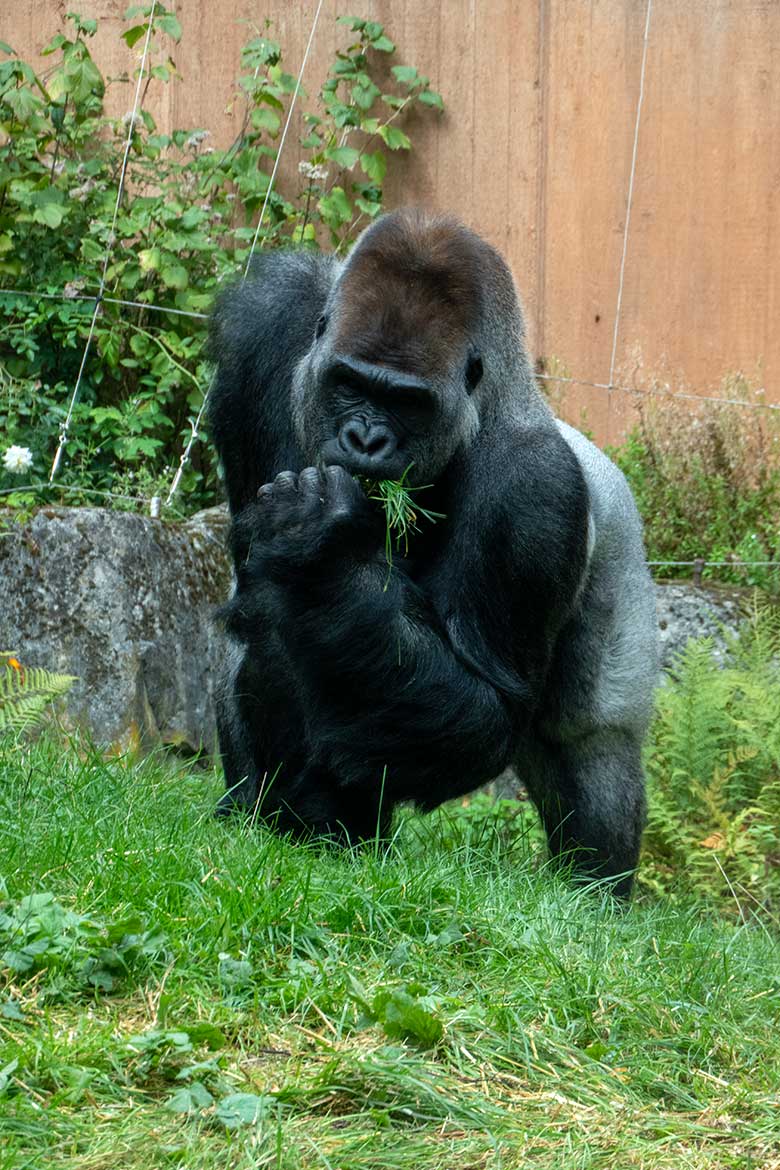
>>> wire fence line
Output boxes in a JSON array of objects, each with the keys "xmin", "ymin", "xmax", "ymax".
[
  {"xmin": 1, "ymin": 480, "xmax": 777, "ymax": 576},
  {"xmin": 535, "ymin": 372, "xmax": 779, "ymax": 413},
  {"xmin": 0, "ymin": 285, "xmax": 210, "ymax": 321},
  {"xmin": 3, "ymin": 280, "xmax": 776, "ymax": 414}
]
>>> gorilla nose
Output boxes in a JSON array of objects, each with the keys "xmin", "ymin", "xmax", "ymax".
[{"xmin": 340, "ymin": 421, "xmax": 396, "ymax": 463}]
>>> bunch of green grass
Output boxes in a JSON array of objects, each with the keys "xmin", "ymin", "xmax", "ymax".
[{"xmin": 360, "ymin": 469, "xmax": 445, "ymax": 566}]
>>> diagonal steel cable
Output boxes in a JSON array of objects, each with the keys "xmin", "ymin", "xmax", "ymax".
[
  {"xmin": 165, "ymin": 0, "xmax": 326, "ymax": 506},
  {"xmin": 49, "ymin": 1, "xmax": 159, "ymax": 481}
]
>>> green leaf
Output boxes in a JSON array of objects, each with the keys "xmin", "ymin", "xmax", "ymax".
[
  {"xmin": 182, "ymin": 1022, "xmax": 226, "ymax": 1050},
  {"xmin": 372, "ymin": 987, "xmax": 444, "ymax": 1048},
  {"xmin": 370, "ymin": 35, "xmax": 395, "ymax": 53},
  {"xmin": 324, "ymin": 145, "xmax": 360, "ymax": 169},
  {"xmin": 355, "ymin": 197, "xmax": 382, "ymax": 219},
  {"xmin": 318, "ymin": 186, "xmax": 352, "ymax": 228},
  {"xmin": 58, "ymin": 51, "xmax": 105, "ymax": 103},
  {"xmin": 418, "ymin": 89, "xmax": 444, "ymax": 110},
  {"xmin": 156, "ymin": 13, "xmax": 182, "ymax": 42},
  {"xmin": 30, "ymin": 190, "xmax": 68, "ymax": 229},
  {"xmin": 122, "ymin": 24, "xmax": 148, "ymax": 49},
  {"xmin": 138, "ymin": 247, "xmax": 162, "ymax": 272},
  {"xmin": 251, "ymin": 107, "xmax": 281, "ymax": 135},
  {"xmin": 352, "ymin": 80, "xmax": 381, "ymax": 110},
  {"xmin": 359, "ymin": 150, "xmax": 386, "ymax": 184},
  {"xmin": 0, "ymin": 42, "xmax": 14, "ymax": 56},
  {"xmin": 166, "ymin": 1082, "xmax": 214, "ymax": 1114},
  {"xmin": 391, "ymin": 65, "xmax": 419, "ymax": 85},
  {"xmin": 378, "ymin": 124, "xmax": 411, "ymax": 150},
  {"xmin": 216, "ymin": 1092, "xmax": 273, "ymax": 1130},
  {"xmin": 40, "ymin": 34, "xmax": 68, "ymax": 56},
  {"xmin": 336, "ymin": 16, "xmax": 365, "ymax": 31},
  {"xmin": 179, "ymin": 207, "xmax": 206, "ymax": 230},
  {"xmin": 0, "ymin": 1059, "xmax": 19, "ymax": 1094},
  {"xmin": 3, "ymin": 87, "xmax": 41, "ymax": 122},
  {"xmin": 160, "ymin": 259, "xmax": 188, "ymax": 290}
]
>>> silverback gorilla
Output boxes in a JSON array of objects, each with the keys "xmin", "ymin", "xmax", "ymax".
[{"xmin": 208, "ymin": 208, "xmax": 658, "ymax": 897}]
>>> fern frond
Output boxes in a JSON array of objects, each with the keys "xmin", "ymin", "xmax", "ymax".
[{"xmin": 0, "ymin": 654, "xmax": 76, "ymax": 733}]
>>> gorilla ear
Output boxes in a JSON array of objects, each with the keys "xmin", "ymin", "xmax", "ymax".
[
  {"xmin": 315, "ymin": 313, "xmax": 329, "ymax": 340},
  {"xmin": 465, "ymin": 348, "xmax": 484, "ymax": 393}
]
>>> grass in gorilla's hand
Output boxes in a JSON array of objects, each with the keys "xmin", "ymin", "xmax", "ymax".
[{"xmin": 359, "ymin": 467, "xmax": 445, "ymax": 567}]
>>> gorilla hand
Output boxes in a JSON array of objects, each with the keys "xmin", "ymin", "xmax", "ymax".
[{"xmin": 250, "ymin": 465, "xmax": 380, "ymax": 570}]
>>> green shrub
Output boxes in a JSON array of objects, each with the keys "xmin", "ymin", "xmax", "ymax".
[
  {"xmin": 607, "ymin": 375, "xmax": 780, "ymax": 589},
  {"xmin": 0, "ymin": 8, "xmax": 442, "ymax": 513},
  {"xmin": 641, "ymin": 600, "xmax": 780, "ymax": 909}
]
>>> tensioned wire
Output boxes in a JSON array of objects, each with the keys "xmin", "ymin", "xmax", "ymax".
[
  {"xmin": 49, "ymin": 0, "xmax": 159, "ymax": 482},
  {"xmin": 165, "ymin": 0, "xmax": 326, "ymax": 506}
]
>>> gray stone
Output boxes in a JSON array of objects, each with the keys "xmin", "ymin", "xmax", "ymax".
[
  {"xmin": 0, "ymin": 504, "xmax": 231, "ymax": 754},
  {"xmin": 655, "ymin": 581, "xmax": 745, "ymax": 668},
  {"xmin": 0, "ymin": 503, "xmax": 750, "ymax": 755}
]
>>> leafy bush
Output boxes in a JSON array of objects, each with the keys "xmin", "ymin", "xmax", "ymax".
[
  {"xmin": 607, "ymin": 375, "xmax": 780, "ymax": 589},
  {"xmin": 641, "ymin": 601, "xmax": 780, "ymax": 909},
  {"xmin": 0, "ymin": 7, "xmax": 442, "ymax": 513},
  {"xmin": 0, "ymin": 886, "xmax": 167, "ymax": 1002}
]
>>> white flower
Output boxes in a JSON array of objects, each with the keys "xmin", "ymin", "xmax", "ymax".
[
  {"xmin": 3, "ymin": 445, "xmax": 33, "ymax": 474},
  {"xmin": 185, "ymin": 130, "xmax": 211, "ymax": 150},
  {"xmin": 298, "ymin": 160, "xmax": 329, "ymax": 183},
  {"xmin": 69, "ymin": 178, "xmax": 96, "ymax": 201}
]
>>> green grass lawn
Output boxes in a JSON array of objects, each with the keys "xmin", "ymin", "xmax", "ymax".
[{"xmin": 1, "ymin": 736, "xmax": 779, "ymax": 1170}]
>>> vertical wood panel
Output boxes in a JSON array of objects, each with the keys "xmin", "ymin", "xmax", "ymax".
[{"xmin": 3, "ymin": 0, "xmax": 779, "ymax": 443}]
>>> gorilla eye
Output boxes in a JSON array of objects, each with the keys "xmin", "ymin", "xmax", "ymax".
[
  {"xmin": 466, "ymin": 350, "xmax": 483, "ymax": 392},
  {"xmin": 315, "ymin": 314, "xmax": 329, "ymax": 340}
]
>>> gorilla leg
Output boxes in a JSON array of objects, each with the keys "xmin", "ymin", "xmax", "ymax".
[
  {"xmin": 520, "ymin": 729, "xmax": 647, "ymax": 898},
  {"xmin": 214, "ymin": 643, "xmax": 307, "ymax": 817}
]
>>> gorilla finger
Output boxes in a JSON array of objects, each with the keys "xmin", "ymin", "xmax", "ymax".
[
  {"xmin": 323, "ymin": 464, "xmax": 363, "ymax": 518},
  {"xmin": 297, "ymin": 466, "xmax": 326, "ymax": 516},
  {"xmin": 273, "ymin": 470, "xmax": 298, "ymax": 496}
]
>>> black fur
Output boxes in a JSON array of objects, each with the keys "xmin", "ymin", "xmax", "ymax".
[{"xmin": 207, "ymin": 210, "xmax": 658, "ymax": 897}]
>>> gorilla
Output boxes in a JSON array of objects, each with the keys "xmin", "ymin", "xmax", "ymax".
[{"xmin": 207, "ymin": 208, "xmax": 658, "ymax": 897}]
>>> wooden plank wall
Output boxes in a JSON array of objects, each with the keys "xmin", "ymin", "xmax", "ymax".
[{"xmin": 4, "ymin": 0, "xmax": 779, "ymax": 443}]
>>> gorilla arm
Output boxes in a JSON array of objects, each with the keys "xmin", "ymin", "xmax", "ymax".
[{"xmin": 223, "ymin": 431, "xmax": 591, "ymax": 809}]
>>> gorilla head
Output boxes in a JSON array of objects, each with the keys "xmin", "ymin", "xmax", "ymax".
[{"xmin": 290, "ymin": 210, "xmax": 528, "ymax": 484}]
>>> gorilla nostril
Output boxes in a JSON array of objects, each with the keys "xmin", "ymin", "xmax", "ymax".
[
  {"xmin": 341, "ymin": 422, "xmax": 368, "ymax": 454},
  {"xmin": 364, "ymin": 431, "xmax": 391, "ymax": 456}
]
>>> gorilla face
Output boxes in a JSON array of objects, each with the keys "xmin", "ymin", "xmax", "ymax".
[{"xmin": 292, "ymin": 213, "xmax": 486, "ymax": 484}]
